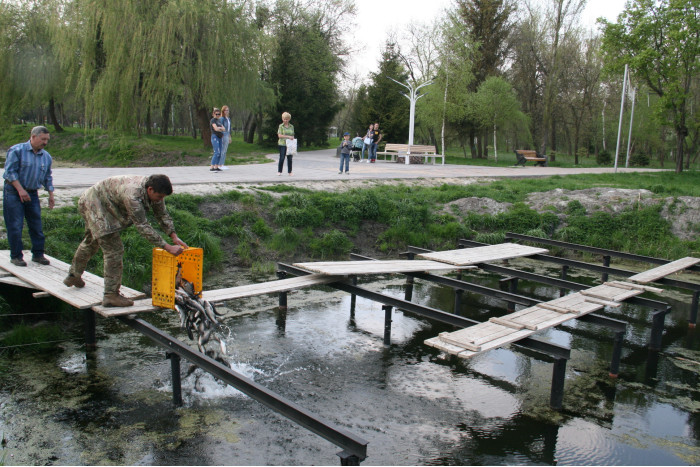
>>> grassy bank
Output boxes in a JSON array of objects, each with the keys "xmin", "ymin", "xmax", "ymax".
[{"xmin": 0, "ymin": 124, "xmax": 334, "ymax": 167}]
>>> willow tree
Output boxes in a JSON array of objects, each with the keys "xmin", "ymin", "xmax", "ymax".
[
  {"xmin": 0, "ymin": 0, "xmax": 65, "ymax": 130},
  {"xmin": 56, "ymin": 0, "xmax": 264, "ymax": 144}
]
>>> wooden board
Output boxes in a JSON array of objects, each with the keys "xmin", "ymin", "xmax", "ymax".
[
  {"xmin": 94, "ymin": 274, "xmax": 341, "ymax": 317},
  {"xmin": 0, "ymin": 250, "xmax": 145, "ymax": 309},
  {"xmin": 425, "ymin": 282, "xmax": 659, "ymax": 359},
  {"xmin": 416, "ymin": 243, "xmax": 548, "ymax": 266},
  {"xmin": 0, "ymin": 270, "xmax": 37, "ymax": 289},
  {"xmin": 292, "ymin": 260, "xmax": 473, "ymax": 275},
  {"xmin": 627, "ymin": 257, "xmax": 700, "ymax": 284}
]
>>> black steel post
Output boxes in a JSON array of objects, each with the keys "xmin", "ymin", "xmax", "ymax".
[
  {"xmin": 550, "ymin": 357, "xmax": 567, "ymax": 410},
  {"xmin": 383, "ymin": 305, "xmax": 393, "ymax": 346},
  {"xmin": 560, "ymin": 265, "xmax": 569, "ymax": 297},
  {"xmin": 454, "ymin": 289, "xmax": 463, "ymax": 315},
  {"xmin": 350, "ymin": 276, "xmax": 357, "ymax": 319},
  {"xmin": 277, "ymin": 271, "xmax": 288, "ymax": 310},
  {"xmin": 84, "ymin": 309, "xmax": 96, "ymax": 350},
  {"xmin": 508, "ymin": 278, "xmax": 519, "ymax": 312},
  {"xmin": 609, "ymin": 331, "xmax": 624, "ymax": 378},
  {"xmin": 338, "ymin": 452, "xmax": 361, "ymax": 466},
  {"xmin": 649, "ymin": 308, "xmax": 670, "ymax": 351},
  {"xmin": 602, "ymin": 255, "xmax": 611, "ymax": 282},
  {"xmin": 690, "ymin": 291, "xmax": 699, "ymax": 328},
  {"xmin": 166, "ymin": 351, "xmax": 183, "ymax": 406}
]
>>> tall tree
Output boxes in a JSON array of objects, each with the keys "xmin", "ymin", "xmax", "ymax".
[
  {"xmin": 55, "ymin": 0, "xmax": 263, "ymax": 144},
  {"xmin": 361, "ymin": 42, "xmax": 410, "ymax": 144},
  {"xmin": 601, "ymin": 0, "xmax": 700, "ymax": 173},
  {"xmin": 452, "ymin": 0, "xmax": 516, "ymax": 157},
  {"xmin": 264, "ymin": 0, "xmax": 354, "ymax": 146}
]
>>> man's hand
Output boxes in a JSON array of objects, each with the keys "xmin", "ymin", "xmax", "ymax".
[
  {"xmin": 163, "ymin": 243, "xmax": 184, "ymax": 256},
  {"xmin": 48, "ymin": 192, "xmax": 55, "ymax": 209},
  {"xmin": 170, "ymin": 233, "xmax": 188, "ymax": 249}
]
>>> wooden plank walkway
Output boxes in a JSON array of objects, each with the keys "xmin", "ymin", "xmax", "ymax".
[
  {"xmin": 627, "ymin": 257, "xmax": 700, "ymax": 284},
  {"xmin": 293, "ymin": 259, "xmax": 474, "ymax": 275},
  {"xmin": 0, "ymin": 270, "xmax": 36, "ymax": 289},
  {"xmin": 93, "ymin": 273, "xmax": 341, "ymax": 317},
  {"xmin": 0, "ymin": 251, "xmax": 144, "ymax": 309},
  {"xmin": 417, "ymin": 243, "xmax": 548, "ymax": 266},
  {"xmin": 425, "ymin": 281, "xmax": 658, "ymax": 358}
]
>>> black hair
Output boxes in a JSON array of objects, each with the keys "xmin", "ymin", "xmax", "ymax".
[{"xmin": 145, "ymin": 174, "xmax": 173, "ymax": 195}]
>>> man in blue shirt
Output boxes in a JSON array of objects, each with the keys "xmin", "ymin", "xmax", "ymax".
[{"xmin": 3, "ymin": 126, "xmax": 55, "ymax": 266}]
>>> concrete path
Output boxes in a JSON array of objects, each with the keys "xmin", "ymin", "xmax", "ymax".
[{"xmin": 50, "ymin": 149, "xmax": 667, "ymax": 188}]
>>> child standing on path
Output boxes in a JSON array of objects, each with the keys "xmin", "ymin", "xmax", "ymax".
[{"xmin": 338, "ymin": 132, "xmax": 352, "ymax": 174}]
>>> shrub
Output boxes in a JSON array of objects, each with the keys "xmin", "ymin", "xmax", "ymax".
[
  {"xmin": 310, "ymin": 230, "xmax": 353, "ymax": 259},
  {"xmin": 596, "ymin": 150, "xmax": 612, "ymax": 165},
  {"xmin": 629, "ymin": 153, "xmax": 650, "ymax": 167},
  {"xmin": 275, "ymin": 207, "xmax": 323, "ymax": 228}
]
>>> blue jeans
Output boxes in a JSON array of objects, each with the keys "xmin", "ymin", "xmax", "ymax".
[
  {"xmin": 210, "ymin": 135, "xmax": 222, "ymax": 166},
  {"xmin": 220, "ymin": 133, "xmax": 230, "ymax": 166},
  {"xmin": 370, "ymin": 142, "xmax": 378, "ymax": 160},
  {"xmin": 3, "ymin": 183, "xmax": 45, "ymax": 260},
  {"xmin": 278, "ymin": 145, "xmax": 292, "ymax": 173},
  {"xmin": 361, "ymin": 143, "xmax": 370, "ymax": 161},
  {"xmin": 339, "ymin": 153, "xmax": 350, "ymax": 172}
]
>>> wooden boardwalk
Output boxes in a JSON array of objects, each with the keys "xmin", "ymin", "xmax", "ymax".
[
  {"xmin": 425, "ymin": 281, "xmax": 664, "ymax": 358},
  {"xmin": 2, "ymin": 245, "xmax": 697, "ymax": 359}
]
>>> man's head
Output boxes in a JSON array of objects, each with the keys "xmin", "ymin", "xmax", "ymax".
[
  {"xmin": 145, "ymin": 174, "xmax": 173, "ymax": 202},
  {"xmin": 30, "ymin": 126, "xmax": 50, "ymax": 152},
  {"xmin": 343, "ymin": 132, "xmax": 350, "ymax": 139},
  {"xmin": 374, "ymin": 122, "xmax": 379, "ymax": 130}
]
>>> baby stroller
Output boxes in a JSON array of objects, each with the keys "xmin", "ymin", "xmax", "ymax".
[{"xmin": 351, "ymin": 137, "xmax": 363, "ymax": 162}]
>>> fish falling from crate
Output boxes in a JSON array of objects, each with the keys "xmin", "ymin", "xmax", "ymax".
[{"xmin": 174, "ymin": 263, "xmax": 228, "ymax": 361}]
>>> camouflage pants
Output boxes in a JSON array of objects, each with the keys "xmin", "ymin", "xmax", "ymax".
[{"xmin": 69, "ymin": 230, "xmax": 124, "ymax": 295}]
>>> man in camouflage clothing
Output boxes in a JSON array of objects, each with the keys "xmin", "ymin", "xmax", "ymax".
[{"xmin": 63, "ymin": 174, "xmax": 188, "ymax": 307}]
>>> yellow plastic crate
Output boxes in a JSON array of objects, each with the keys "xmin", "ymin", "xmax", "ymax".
[{"xmin": 152, "ymin": 247, "xmax": 203, "ymax": 309}]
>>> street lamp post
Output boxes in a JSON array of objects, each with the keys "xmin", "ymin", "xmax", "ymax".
[{"xmin": 389, "ymin": 78, "xmax": 433, "ymax": 164}]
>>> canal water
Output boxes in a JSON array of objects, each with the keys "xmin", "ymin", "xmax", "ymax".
[{"xmin": 1, "ymin": 261, "xmax": 699, "ymax": 465}]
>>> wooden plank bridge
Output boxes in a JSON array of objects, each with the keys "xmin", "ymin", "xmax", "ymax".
[{"xmin": 1, "ymin": 243, "xmax": 697, "ymax": 353}]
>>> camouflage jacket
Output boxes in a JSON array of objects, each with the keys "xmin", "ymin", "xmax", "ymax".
[{"xmin": 78, "ymin": 175, "xmax": 175, "ymax": 247}]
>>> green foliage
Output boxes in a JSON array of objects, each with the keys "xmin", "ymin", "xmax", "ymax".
[
  {"xmin": 251, "ymin": 218, "xmax": 273, "ymax": 240},
  {"xmin": 275, "ymin": 206, "xmax": 323, "ymax": 228},
  {"xmin": 0, "ymin": 324, "xmax": 65, "ymax": 354},
  {"xmin": 309, "ymin": 229, "xmax": 353, "ymax": 259},
  {"xmin": 596, "ymin": 150, "xmax": 612, "ymax": 165},
  {"xmin": 629, "ymin": 153, "xmax": 650, "ymax": 167},
  {"xmin": 566, "ymin": 200, "xmax": 587, "ymax": 216},
  {"xmin": 268, "ymin": 227, "xmax": 301, "ymax": 253}
]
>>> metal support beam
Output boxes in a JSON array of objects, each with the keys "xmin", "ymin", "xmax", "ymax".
[
  {"xmin": 609, "ymin": 331, "xmax": 624, "ymax": 378},
  {"xmin": 117, "ymin": 315, "xmax": 369, "ymax": 461},
  {"xmin": 277, "ymin": 270, "xmax": 288, "ymax": 310},
  {"xmin": 550, "ymin": 358, "xmax": 567, "ymax": 410},
  {"xmin": 166, "ymin": 351, "xmax": 183, "ymax": 406},
  {"xmin": 383, "ymin": 305, "xmax": 393, "ymax": 346},
  {"xmin": 690, "ymin": 291, "xmax": 699, "ymax": 328},
  {"xmin": 84, "ymin": 309, "xmax": 96, "ymax": 350},
  {"xmin": 454, "ymin": 289, "xmax": 463, "ymax": 315},
  {"xmin": 649, "ymin": 307, "xmax": 671, "ymax": 351},
  {"xmin": 278, "ymin": 263, "xmax": 571, "ymax": 362},
  {"xmin": 602, "ymin": 256, "xmax": 611, "ymax": 283}
]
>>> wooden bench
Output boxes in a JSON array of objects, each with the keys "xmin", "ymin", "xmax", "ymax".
[
  {"xmin": 376, "ymin": 143, "xmax": 443, "ymax": 165},
  {"xmin": 514, "ymin": 149, "xmax": 547, "ymax": 166}
]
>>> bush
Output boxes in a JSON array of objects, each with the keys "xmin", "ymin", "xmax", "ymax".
[
  {"xmin": 596, "ymin": 150, "xmax": 612, "ymax": 165},
  {"xmin": 309, "ymin": 230, "xmax": 353, "ymax": 258},
  {"xmin": 629, "ymin": 153, "xmax": 650, "ymax": 167}
]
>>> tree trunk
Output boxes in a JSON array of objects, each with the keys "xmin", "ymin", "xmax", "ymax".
[
  {"xmin": 469, "ymin": 130, "xmax": 477, "ymax": 158},
  {"xmin": 256, "ymin": 110, "xmax": 264, "ymax": 145},
  {"xmin": 675, "ymin": 125, "xmax": 687, "ymax": 174},
  {"xmin": 146, "ymin": 107, "xmax": 152, "ymax": 135},
  {"xmin": 161, "ymin": 95, "xmax": 172, "ymax": 136},
  {"xmin": 48, "ymin": 97, "xmax": 64, "ymax": 132}
]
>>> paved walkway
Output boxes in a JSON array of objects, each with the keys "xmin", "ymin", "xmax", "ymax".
[{"xmin": 50, "ymin": 149, "xmax": 667, "ymax": 188}]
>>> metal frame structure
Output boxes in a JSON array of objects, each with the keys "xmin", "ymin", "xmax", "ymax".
[
  {"xmin": 276, "ymin": 263, "xmax": 572, "ymax": 409},
  {"xmin": 79, "ymin": 310, "xmax": 369, "ymax": 464},
  {"xmin": 503, "ymin": 232, "xmax": 700, "ymax": 327}
]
